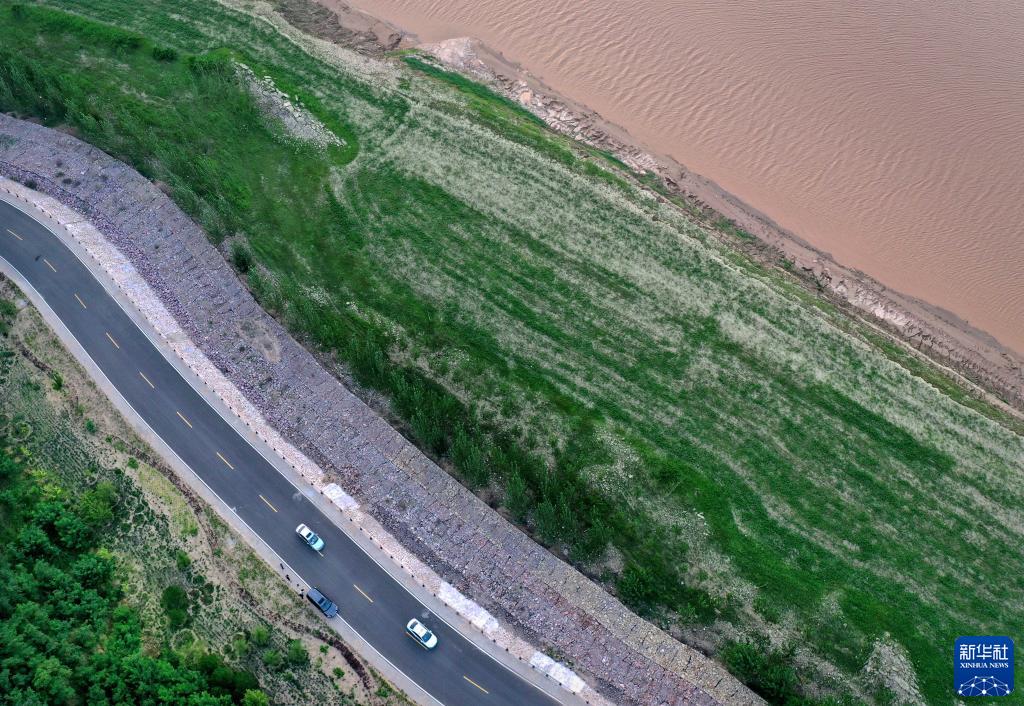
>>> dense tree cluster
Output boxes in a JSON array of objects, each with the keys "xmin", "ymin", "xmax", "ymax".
[{"xmin": 0, "ymin": 439, "xmax": 265, "ymax": 705}]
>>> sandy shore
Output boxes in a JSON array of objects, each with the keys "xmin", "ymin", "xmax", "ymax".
[{"xmin": 297, "ymin": 0, "xmax": 1023, "ymax": 414}]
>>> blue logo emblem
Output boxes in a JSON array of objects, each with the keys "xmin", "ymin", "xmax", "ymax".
[{"xmin": 955, "ymin": 636, "xmax": 1014, "ymax": 697}]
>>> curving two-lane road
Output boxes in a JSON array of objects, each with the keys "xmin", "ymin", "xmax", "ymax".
[{"xmin": 0, "ymin": 197, "xmax": 565, "ymax": 706}]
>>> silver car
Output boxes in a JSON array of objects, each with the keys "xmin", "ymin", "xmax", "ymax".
[
  {"xmin": 295, "ymin": 523, "xmax": 325, "ymax": 551},
  {"xmin": 406, "ymin": 618, "xmax": 438, "ymax": 650}
]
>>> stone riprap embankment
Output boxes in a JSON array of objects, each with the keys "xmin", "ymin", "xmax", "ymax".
[{"xmin": 0, "ymin": 115, "xmax": 759, "ymax": 706}]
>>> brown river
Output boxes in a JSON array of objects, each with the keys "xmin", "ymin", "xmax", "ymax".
[{"xmin": 347, "ymin": 0, "xmax": 1024, "ymax": 353}]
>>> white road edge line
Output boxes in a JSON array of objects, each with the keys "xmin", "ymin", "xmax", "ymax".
[
  {"xmin": 0, "ymin": 196, "xmax": 577, "ymax": 700},
  {"xmin": 0, "ymin": 251, "xmax": 446, "ymax": 706}
]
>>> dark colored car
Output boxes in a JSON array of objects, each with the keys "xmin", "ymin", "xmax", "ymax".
[{"xmin": 306, "ymin": 587, "xmax": 338, "ymax": 618}]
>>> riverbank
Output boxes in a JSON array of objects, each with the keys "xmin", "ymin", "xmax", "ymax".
[
  {"xmin": 4, "ymin": 2, "xmax": 1022, "ymax": 702},
  {"xmin": 310, "ymin": 0, "xmax": 1023, "ymax": 414}
]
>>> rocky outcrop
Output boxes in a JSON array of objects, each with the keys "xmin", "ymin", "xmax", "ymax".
[{"xmin": 0, "ymin": 114, "xmax": 760, "ymax": 706}]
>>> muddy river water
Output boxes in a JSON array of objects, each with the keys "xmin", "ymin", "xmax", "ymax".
[{"xmin": 347, "ymin": 0, "xmax": 1024, "ymax": 353}]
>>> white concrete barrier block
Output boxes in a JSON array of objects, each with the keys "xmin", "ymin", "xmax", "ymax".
[
  {"xmin": 530, "ymin": 651, "xmax": 586, "ymax": 693},
  {"xmin": 322, "ymin": 482, "xmax": 359, "ymax": 510},
  {"xmin": 438, "ymin": 581, "xmax": 499, "ymax": 632}
]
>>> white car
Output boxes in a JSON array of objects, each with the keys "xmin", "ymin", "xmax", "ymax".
[
  {"xmin": 295, "ymin": 523, "xmax": 325, "ymax": 552},
  {"xmin": 405, "ymin": 618, "xmax": 438, "ymax": 650}
]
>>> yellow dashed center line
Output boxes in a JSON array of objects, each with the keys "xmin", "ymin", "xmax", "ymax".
[
  {"xmin": 43, "ymin": 258, "xmax": 57, "ymax": 273},
  {"xmin": 216, "ymin": 452, "xmax": 234, "ymax": 470},
  {"xmin": 176, "ymin": 410, "xmax": 192, "ymax": 428},
  {"xmin": 105, "ymin": 331, "xmax": 120, "ymax": 349},
  {"xmin": 463, "ymin": 676, "xmax": 489, "ymax": 694},
  {"xmin": 74, "ymin": 293, "xmax": 87, "ymax": 309},
  {"xmin": 6, "ymin": 228, "xmax": 23, "ymax": 241},
  {"xmin": 258, "ymin": 494, "xmax": 278, "ymax": 513},
  {"xmin": 139, "ymin": 371, "xmax": 155, "ymax": 389},
  {"xmin": 353, "ymin": 584, "xmax": 374, "ymax": 603}
]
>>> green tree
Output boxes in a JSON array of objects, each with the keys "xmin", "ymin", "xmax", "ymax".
[
  {"xmin": 161, "ymin": 584, "xmax": 190, "ymax": 629},
  {"xmin": 32, "ymin": 656, "xmax": 75, "ymax": 703},
  {"xmin": 0, "ymin": 437, "xmax": 259, "ymax": 706}
]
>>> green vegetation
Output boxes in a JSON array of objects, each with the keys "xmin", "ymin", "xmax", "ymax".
[
  {"xmin": 0, "ymin": 284, "xmax": 400, "ymax": 705},
  {"xmin": 230, "ymin": 241, "xmax": 254, "ymax": 274},
  {"xmin": 1, "ymin": 2, "xmax": 1022, "ymax": 702},
  {"xmin": 286, "ymin": 640, "xmax": 309, "ymax": 668},
  {"xmin": 721, "ymin": 635, "xmax": 801, "ymax": 703},
  {"xmin": 713, "ymin": 216, "xmax": 757, "ymax": 242},
  {"xmin": 249, "ymin": 626, "xmax": 270, "ymax": 648},
  {"xmin": 0, "ymin": 408, "xmax": 266, "ymax": 705},
  {"xmin": 162, "ymin": 584, "xmax": 192, "ymax": 629}
]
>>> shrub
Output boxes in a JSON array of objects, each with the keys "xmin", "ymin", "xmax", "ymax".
[
  {"xmin": 261, "ymin": 649, "xmax": 282, "ymax": 669},
  {"xmin": 50, "ymin": 371, "xmax": 63, "ymax": 390},
  {"xmin": 249, "ymin": 625, "xmax": 270, "ymax": 647},
  {"xmin": 532, "ymin": 499, "xmax": 561, "ymax": 544},
  {"xmin": 410, "ymin": 408, "xmax": 445, "ymax": 455},
  {"xmin": 175, "ymin": 549, "xmax": 192, "ymax": 571},
  {"xmin": 230, "ymin": 241, "xmax": 253, "ymax": 273},
  {"xmin": 569, "ymin": 514, "xmax": 612, "ymax": 563},
  {"xmin": 186, "ymin": 51, "xmax": 234, "ymax": 78},
  {"xmin": 720, "ymin": 634, "xmax": 802, "ymax": 704},
  {"xmin": 78, "ymin": 481, "xmax": 117, "ymax": 529},
  {"xmin": 504, "ymin": 469, "xmax": 530, "ymax": 521},
  {"xmin": 286, "ymin": 639, "xmax": 308, "ymax": 667},
  {"xmin": 450, "ymin": 425, "xmax": 489, "ymax": 487},
  {"xmin": 200, "ymin": 653, "xmax": 259, "ymax": 700},
  {"xmin": 616, "ymin": 563, "xmax": 655, "ymax": 612},
  {"xmin": 0, "ymin": 297, "xmax": 17, "ymax": 321},
  {"xmin": 151, "ymin": 46, "xmax": 178, "ymax": 62}
]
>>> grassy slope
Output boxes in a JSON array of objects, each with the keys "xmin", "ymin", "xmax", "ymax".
[{"xmin": 1, "ymin": 2, "xmax": 1022, "ymax": 701}]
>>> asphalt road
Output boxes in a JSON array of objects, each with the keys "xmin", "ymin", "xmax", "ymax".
[{"xmin": 0, "ymin": 199, "xmax": 563, "ymax": 706}]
